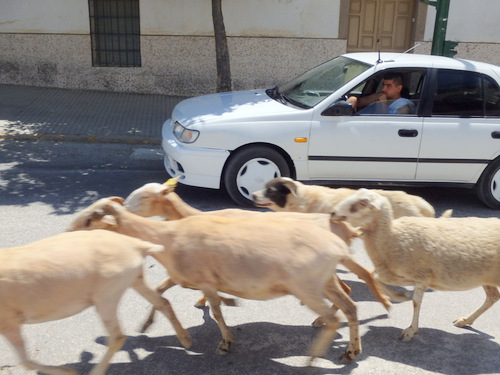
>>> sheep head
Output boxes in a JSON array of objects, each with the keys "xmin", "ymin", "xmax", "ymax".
[
  {"xmin": 330, "ymin": 188, "xmax": 389, "ymax": 231},
  {"xmin": 67, "ymin": 197, "xmax": 125, "ymax": 232},
  {"xmin": 124, "ymin": 181, "xmax": 180, "ymax": 218}
]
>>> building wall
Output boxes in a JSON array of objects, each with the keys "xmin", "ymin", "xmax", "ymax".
[
  {"xmin": 1, "ymin": 0, "xmax": 499, "ymax": 96},
  {"xmin": 417, "ymin": 0, "xmax": 500, "ymax": 65},
  {"xmin": 0, "ymin": 0, "xmax": 345, "ymax": 95}
]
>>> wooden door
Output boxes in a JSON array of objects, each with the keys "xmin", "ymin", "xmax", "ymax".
[{"xmin": 347, "ymin": 0, "xmax": 415, "ymax": 52}]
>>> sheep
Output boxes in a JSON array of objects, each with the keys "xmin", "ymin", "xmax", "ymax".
[
  {"xmin": 0, "ymin": 230, "xmax": 191, "ymax": 375},
  {"xmin": 330, "ymin": 188, "xmax": 500, "ymax": 342},
  {"xmin": 123, "ymin": 181, "xmax": 361, "ymax": 327},
  {"xmin": 251, "ymin": 177, "xmax": 437, "ymax": 218},
  {"xmin": 68, "ymin": 197, "xmax": 391, "ymax": 364}
]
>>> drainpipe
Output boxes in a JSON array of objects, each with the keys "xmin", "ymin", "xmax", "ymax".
[{"xmin": 420, "ymin": 0, "xmax": 458, "ymax": 57}]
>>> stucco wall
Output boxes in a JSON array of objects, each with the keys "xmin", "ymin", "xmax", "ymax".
[
  {"xmin": 0, "ymin": 33, "xmax": 346, "ymax": 96},
  {"xmin": 0, "ymin": 0, "xmax": 345, "ymax": 95}
]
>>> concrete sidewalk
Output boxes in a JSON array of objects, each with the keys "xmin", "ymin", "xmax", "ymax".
[{"xmin": 0, "ymin": 84, "xmax": 187, "ymax": 145}]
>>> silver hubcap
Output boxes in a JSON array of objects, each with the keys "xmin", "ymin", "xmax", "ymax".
[
  {"xmin": 236, "ymin": 158, "xmax": 281, "ymax": 199},
  {"xmin": 490, "ymin": 168, "xmax": 500, "ymax": 202}
]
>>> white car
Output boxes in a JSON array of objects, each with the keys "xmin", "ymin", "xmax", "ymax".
[{"xmin": 162, "ymin": 52, "xmax": 500, "ymax": 208}]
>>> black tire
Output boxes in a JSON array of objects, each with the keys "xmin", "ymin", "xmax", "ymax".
[
  {"xmin": 475, "ymin": 158, "xmax": 500, "ymax": 209},
  {"xmin": 223, "ymin": 146, "xmax": 291, "ymax": 206}
]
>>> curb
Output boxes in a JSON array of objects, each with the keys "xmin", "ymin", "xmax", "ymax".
[{"xmin": 0, "ymin": 132, "xmax": 161, "ymax": 145}]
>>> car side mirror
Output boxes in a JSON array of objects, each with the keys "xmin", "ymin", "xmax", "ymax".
[{"xmin": 321, "ymin": 101, "xmax": 354, "ymax": 116}]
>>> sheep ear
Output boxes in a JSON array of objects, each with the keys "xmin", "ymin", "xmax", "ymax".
[
  {"xmin": 282, "ymin": 179, "xmax": 299, "ymax": 197},
  {"xmin": 101, "ymin": 214, "xmax": 118, "ymax": 227},
  {"xmin": 365, "ymin": 196, "xmax": 384, "ymax": 211},
  {"xmin": 109, "ymin": 196, "xmax": 124, "ymax": 205}
]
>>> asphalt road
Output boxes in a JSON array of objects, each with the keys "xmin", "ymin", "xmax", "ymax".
[{"xmin": 0, "ymin": 140, "xmax": 499, "ymax": 375}]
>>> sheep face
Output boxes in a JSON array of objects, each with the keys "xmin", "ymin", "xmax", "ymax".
[
  {"xmin": 124, "ymin": 183, "xmax": 169, "ymax": 217},
  {"xmin": 331, "ymin": 188, "xmax": 386, "ymax": 231},
  {"xmin": 67, "ymin": 197, "xmax": 122, "ymax": 231}
]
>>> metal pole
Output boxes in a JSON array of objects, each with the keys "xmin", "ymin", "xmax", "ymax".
[{"xmin": 430, "ymin": 0, "xmax": 451, "ymax": 55}]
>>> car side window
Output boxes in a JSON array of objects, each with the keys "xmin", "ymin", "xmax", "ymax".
[
  {"xmin": 346, "ymin": 69, "xmax": 425, "ymax": 116},
  {"xmin": 432, "ymin": 70, "xmax": 483, "ymax": 117},
  {"xmin": 484, "ymin": 75, "xmax": 500, "ymax": 117}
]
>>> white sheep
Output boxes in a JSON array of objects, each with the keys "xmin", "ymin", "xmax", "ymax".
[
  {"xmin": 0, "ymin": 230, "xmax": 191, "ymax": 375},
  {"xmin": 331, "ymin": 188, "xmax": 500, "ymax": 342},
  {"xmin": 68, "ymin": 197, "xmax": 391, "ymax": 364},
  {"xmin": 123, "ymin": 181, "xmax": 363, "ymax": 328}
]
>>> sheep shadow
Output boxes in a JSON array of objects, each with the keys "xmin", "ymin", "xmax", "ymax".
[
  {"xmin": 60, "ymin": 309, "xmax": 500, "ymax": 375},
  {"xmin": 63, "ymin": 304, "xmax": 390, "ymax": 375},
  {"xmin": 360, "ymin": 325, "xmax": 500, "ymax": 374}
]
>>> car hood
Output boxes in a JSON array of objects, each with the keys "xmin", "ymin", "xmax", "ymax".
[{"xmin": 172, "ymin": 89, "xmax": 304, "ymax": 127}]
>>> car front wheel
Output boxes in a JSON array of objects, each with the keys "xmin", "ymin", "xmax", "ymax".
[
  {"xmin": 476, "ymin": 158, "xmax": 500, "ymax": 209},
  {"xmin": 223, "ymin": 146, "xmax": 291, "ymax": 206}
]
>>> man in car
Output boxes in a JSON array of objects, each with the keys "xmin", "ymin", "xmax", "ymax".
[{"xmin": 347, "ymin": 72, "xmax": 415, "ymax": 115}]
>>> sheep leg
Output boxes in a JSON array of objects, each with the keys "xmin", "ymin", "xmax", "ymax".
[
  {"xmin": 377, "ymin": 279, "xmax": 413, "ymax": 302},
  {"xmin": 133, "ymin": 276, "xmax": 192, "ymax": 349},
  {"xmin": 195, "ymin": 295, "xmax": 237, "ymax": 308},
  {"xmin": 3, "ymin": 325, "xmax": 77, "ymax": 375},
  {"xmin": 91, "ymin": 296, "xmax": 127, "ymax": 375},
  {"xmin": 202, "ymin": 287, "xmax": 234, "ymax": 355},
  {"xmin": 339, "ymin": 277, "xmax": 352, "ymax": 294},
  {"xmin": 323, "ymin": 277, "xmax": 361, "ymax": 364},
  {"xmin": 292, "ymin": 288, "xmax": 341, "ymax": 366},
  {"xmin": 141, "ymin": 277, "xmax": 177, "ymax": 332},
  {"xmin": 142, "ymin": 278, "xmax": 237, "ymax": 332},
  {"xmin": 342, "ymin": 258, "xmax": 391, "ymax": 310},
  {"xmin": 400, "ymin": 285, "xmax": 426, "ymax": 342},
  {"xmin": 453, "ymin": 286, "xmax": 500, "ymax": 327},
  {"xmin": 311, "ymin": 276, "xmax": 348, "ymax": 327}
]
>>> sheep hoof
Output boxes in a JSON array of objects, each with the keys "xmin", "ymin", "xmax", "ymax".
[
  {"xmin": 216, "ymin": 339, "xmax": 232, "ymax": 355},
  {"xmin": 453, "ymin": 317, "xmax": 470, "ymax": 328},
  {"xmin": 311, "ymin": 317, "xmax": 324, "ymax": 328},
  {"xmin": 339, "ymin": 349, "xmax": 359, "ymax": 364},
  {"xmin": 179, "ymin": 332, "xmax": 193, "ymax": 349},
  {"xmin": 399, "ymin": 328, "xmax": 417, "ymax": 342}
]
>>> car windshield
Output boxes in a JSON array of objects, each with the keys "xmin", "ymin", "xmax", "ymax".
[{"xmin": 276, "ymin": 56, "xmax": 372, "ymax": 108}]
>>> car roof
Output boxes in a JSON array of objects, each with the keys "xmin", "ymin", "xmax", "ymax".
[{"xmin": 342, "ymin": 52, "xmax": 500, "ymax": 75}]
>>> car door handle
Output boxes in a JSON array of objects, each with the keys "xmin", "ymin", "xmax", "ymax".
[
  {"xmin": 492, "ymin": 131, "xmax": 500, "ymax": 139},
  {"xmin": 398, "ymin": 129, "xmax": 418, "ymax": 137}
]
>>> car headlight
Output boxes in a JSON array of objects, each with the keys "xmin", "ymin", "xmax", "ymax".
[{"xmin": 173, "ymin": 121, "xmax": 200, "ymax": 143}]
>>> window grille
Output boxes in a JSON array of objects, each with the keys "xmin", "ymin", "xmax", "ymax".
[{"xmin": 89, "ymin": 0, "xmax": 141, "ymax": 67}]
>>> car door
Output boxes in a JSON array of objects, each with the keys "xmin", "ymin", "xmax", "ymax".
[
  {"xmin": 416, "ymin": 69, "xmax": 500, "ymax": 183},
  {"xmin": 307, "ymin": 69, "xmax": 424, "ymax": 181}
]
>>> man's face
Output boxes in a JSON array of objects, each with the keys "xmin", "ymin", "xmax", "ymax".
[{"xmin": 382, "ymin": 79, "xmax": 402, "ymax": 100}]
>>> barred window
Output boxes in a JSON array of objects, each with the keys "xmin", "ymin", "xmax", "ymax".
[{"xmin": 89, "ymin": 0, "xmax": 141, "ymax": 67}]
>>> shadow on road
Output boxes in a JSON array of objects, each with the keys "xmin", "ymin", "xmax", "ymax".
[{"xmin": 61, "ymin": 308, "xmax": 500, "ymax": 375}]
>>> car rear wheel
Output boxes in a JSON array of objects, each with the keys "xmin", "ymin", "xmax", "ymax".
[
  {"xmin": 475, "ymin": 158, "xmax": 500, "ymax": 209},
  {"xmin": 223, "ymin": 146, "xmax": 291, "ymax": 206}
]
